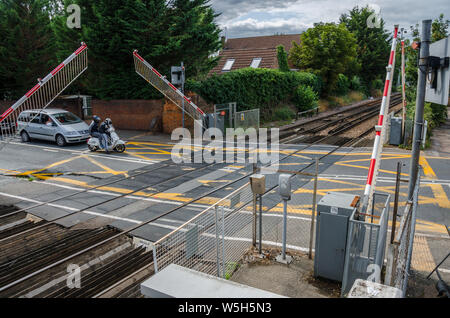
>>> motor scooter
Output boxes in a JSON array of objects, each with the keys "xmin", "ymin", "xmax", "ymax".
[{"xmin": 87, "ymin": 124, "xmax": 126, "ymax": 153}]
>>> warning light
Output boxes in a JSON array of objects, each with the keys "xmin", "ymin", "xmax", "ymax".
[
  {"xmin": 411, "ymin": 41, "xmax": 420, "ymax": 50},
  {"xmin": 220, "ymin": 111, "xmax": 226, "ymax": 116}
]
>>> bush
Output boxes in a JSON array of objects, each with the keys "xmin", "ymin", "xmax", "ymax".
[
  {"xmin": 350, "ymin": 76, "xmax": 362, "ymax": 91},
  {"xmin": 333, "ymin": 74, "xmax": 350, "ymax": 95},
  {"xmin": 292, "ymin": 86, "xmax": 318, "ymax": 111},
  {"xmin": 187, "ymin": 68, "xmax": 322, "ymax": 120},
  {"xmin": 277, "ymin": 45, "xmax": 290, "ymax": 72},
  {"xmin": 371, "ymin": 79, "xmax": 384, "ymax": 90},
  {"xmin": 273, "ymin": 106, "xmax": 296, "ymax": 121}
]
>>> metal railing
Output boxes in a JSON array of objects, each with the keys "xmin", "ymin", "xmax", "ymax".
[
  {"xmin": 341, "ymin": 192, "xmax": 391, "ymax": 296},
  {"xmin": 385, "ymin": 175, "xmax": 421, "ymax": 296}
]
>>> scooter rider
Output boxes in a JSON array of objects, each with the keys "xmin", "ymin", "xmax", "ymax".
[
  {"xmin": 99, "ymin": 118, "xmax": 112, "ymax": 153},
  {"xmin": 89, "ymin": 115, "xmax": 108, "ymax": 152}
]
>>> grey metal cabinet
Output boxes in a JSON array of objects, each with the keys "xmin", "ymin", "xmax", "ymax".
[{"xmin": 314, "ymin": 192, "xmax": 360, "ymax": 282}]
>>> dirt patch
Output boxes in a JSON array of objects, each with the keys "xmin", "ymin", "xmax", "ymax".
[{"xmin": 230, "ymin": 247, "xmax": 341, "ymax": 298}]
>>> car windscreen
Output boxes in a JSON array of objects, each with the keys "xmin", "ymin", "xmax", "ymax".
[{"xmin": 53, "ymin": 113, "xmax": 82, "ymax": 125}]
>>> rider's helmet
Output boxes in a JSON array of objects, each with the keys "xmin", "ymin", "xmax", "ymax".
[
  {"xmin": 105, "ymin": 118, "xmax": 112, "ymax": 126},
  {"xmin": 93, "ymin": 115, "xmax": 101, "ymax": 124}
]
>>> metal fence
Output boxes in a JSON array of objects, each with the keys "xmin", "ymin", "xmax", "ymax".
[
  {"xmin": 151, "ymin": 168, "xmax": 320, "ymax": 279},
  {"xmin": 152, "ymin": 183, "xmax": 254, "ymax": 279},
  {"xmin": 341, "ymin": 192, "xmax": 390, "ymax": 295},
  {"xmin": 235, "ymin": 109, "xmax": 260, "ymax": 131},
  {"xmin": 385, "ymin": 176, "xmax": 420, "ymax": 296},
  {"xmin": 258, "ymin": 173, "xmax": 318, "ymax": 256}
]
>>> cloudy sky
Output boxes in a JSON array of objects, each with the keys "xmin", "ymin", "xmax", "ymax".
[{"xmin": 210, "ymin": 0, "xmax": 450, "ymax": 38}]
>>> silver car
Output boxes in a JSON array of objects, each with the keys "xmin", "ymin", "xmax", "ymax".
[{"xmin": 17, "ymin": 109, "xmax": 91, "ymax": 146}]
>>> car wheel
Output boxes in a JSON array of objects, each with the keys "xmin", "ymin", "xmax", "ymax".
[
  {"xmin": 56, "ymin": 134, "xmax": 67, "ymax": 147},
  {"xmin": 114, "ymin": 144, "xmax": 126, "ymax": 153},
  {"xmin": 21, "ymin": 131, "xmax": 30, "ymax": 143}
]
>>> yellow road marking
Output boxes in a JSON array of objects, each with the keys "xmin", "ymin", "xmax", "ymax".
[
  {"xmin": 419, "ymin": 155, "xmax": 437, "ymax": 179},
  {"xmin": 17, "ymin": 155, "xmax": 83, "ymax": 176},
  {"xmin": 83, "ymin": 155, "xmax": 127, "ymax": 177},
  {"xmin": 412, "ymin": 235, "xmax": 436, "ymax": 272},
  {"xmin": 427, "ymin": 184, "xmax": 450, "ymax": 209}
]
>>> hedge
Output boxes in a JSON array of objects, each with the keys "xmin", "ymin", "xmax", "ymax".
[{"xmin": 186, "ymin": 68, "xmax": 321, "ymax": 119}]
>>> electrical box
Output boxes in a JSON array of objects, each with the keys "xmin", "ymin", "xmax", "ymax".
[
  {"xmin": 250, "ymin": 174, "xmax": 266, "ymax": 195},
  {"xmin": 278, "ymin": 174, "xmax": 291, "ymax": 200},
  {"xmin": 425, "ymin": 36, "xmax": 450, "ymax": 106},
  {"xmin": 314, "ymin": 192, "xmax": 360, "ymax": 282},
  {"xmin": 389, "ymin": 117, "xmax": 403, "ymax": 146}
]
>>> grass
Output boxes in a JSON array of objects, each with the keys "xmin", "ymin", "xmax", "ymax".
[{"xmin": 319, "ymin": 90, "xmax": 365, "ymax": 112}]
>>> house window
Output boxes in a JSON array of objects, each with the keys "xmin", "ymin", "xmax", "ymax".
[
  {"xmin": 222, "ymin": 59, "xmax": 235, "ymax": 72},
  {"xmin": 250, "ymin": 58, "xmax": 262, "ymax": 68}
]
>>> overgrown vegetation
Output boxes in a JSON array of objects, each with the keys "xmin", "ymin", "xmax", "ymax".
[{"xmin": 186, "ymin": 68, "xmax": 321, "ymax": 121}]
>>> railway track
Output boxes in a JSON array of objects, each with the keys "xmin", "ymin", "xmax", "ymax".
[
  {"xmin": 0, "ymin": 94, "xmax": 404, "ymax": 297},
  {"xmin": 279, "ymin": 93, "xmax": 402, "ymax": 146}
]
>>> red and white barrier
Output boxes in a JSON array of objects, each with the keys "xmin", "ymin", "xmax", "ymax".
[
  {"xmin": 0, "ymin": 43, "xmax": 88, "ymax": 146},
  {"xmin": 363, "ymin": 25, "xmax": 399, "ymax": 212},
  {"xmin": 133, "ymin": 50, "xmax": 206, "ymax": 121},
  {"xmin": 401, "ymin": 40, "xmax": 407, "ymax": 138}
]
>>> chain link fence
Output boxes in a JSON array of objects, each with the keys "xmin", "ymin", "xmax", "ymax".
[
  {"xmin": 234, "ymin": 109, "xmax": 260, "ymax": 131},
  {"xmin": 385, "ymin": 176, "xmax": 421, "ymax": 296}
]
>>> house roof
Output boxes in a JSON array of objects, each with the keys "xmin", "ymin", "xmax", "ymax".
[
  {"xmin": 224, "ymin": 34, "xmax": 301, "ymax": 51},
  {"xmin": 208, "ymin": 34, "xmax": 301, "ymax": 76}
]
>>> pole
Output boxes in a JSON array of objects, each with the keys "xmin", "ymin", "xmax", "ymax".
[
  {"xmin": 309, "ymin": 158, "xmax": 319, "ymax": 259},
  {"xmin": 408, "ymin": 20, "xmax": 431, "ymax": 200},
  {"xmin": 220, "ymin": 206, "xmax": 226, "ymax": 278},
  {"xmin": 259, "ymin": 194, "xmax": 263, "ymax": 254},
  {"xmin": 391, "ymin": 162, "xmax": 402, "ymax": 244},
  {"xmin": 215, "ymin": 206, "xmax": 220, "ymax": 277},
  {"xmin": 181, "ymin": 62, "xmax": 185, "ymax": 129},
  {"xmin": 252, "ymin": 193, "xmax": 257, "ymax": 247},
  {"xmin": 281, "ymin": 199, "xmax": 288, "ymax": 260}
]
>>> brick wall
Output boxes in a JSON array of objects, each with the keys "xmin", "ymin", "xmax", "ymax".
[{"xmin": 91, "ymin": 99, "xmax": 164, "ymax": 131}]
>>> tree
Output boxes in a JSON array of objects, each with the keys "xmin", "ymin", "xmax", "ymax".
[
  {"xmin": 340, "ymin": 6, "xmax": 390, "ymax": 92},
  {"xmin": 276, "ymin": 45, "xmax": 289, "ymax": 72},
  {"xmin": 0, "ymin": 0, "xmax": 57, "ymax": 100},
  {"xmin": 51, "ymin": 0, "xmax": 222, "ymax": 99},
  {"xmin": 432, "ymin": 13, "xmax": 449, "ymax": 42},
  {"xmin": 289, "ymin": 22, "xmax": 359, "ymax": 95}
]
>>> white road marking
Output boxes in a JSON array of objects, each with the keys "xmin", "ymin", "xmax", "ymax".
[
  {"xmin": 0, "ymin": 191, "xmax": 142, "ymax": 224},
  {"xmin": 7, "ymin": 141, "xmax": 159, "ymax": 165}
]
